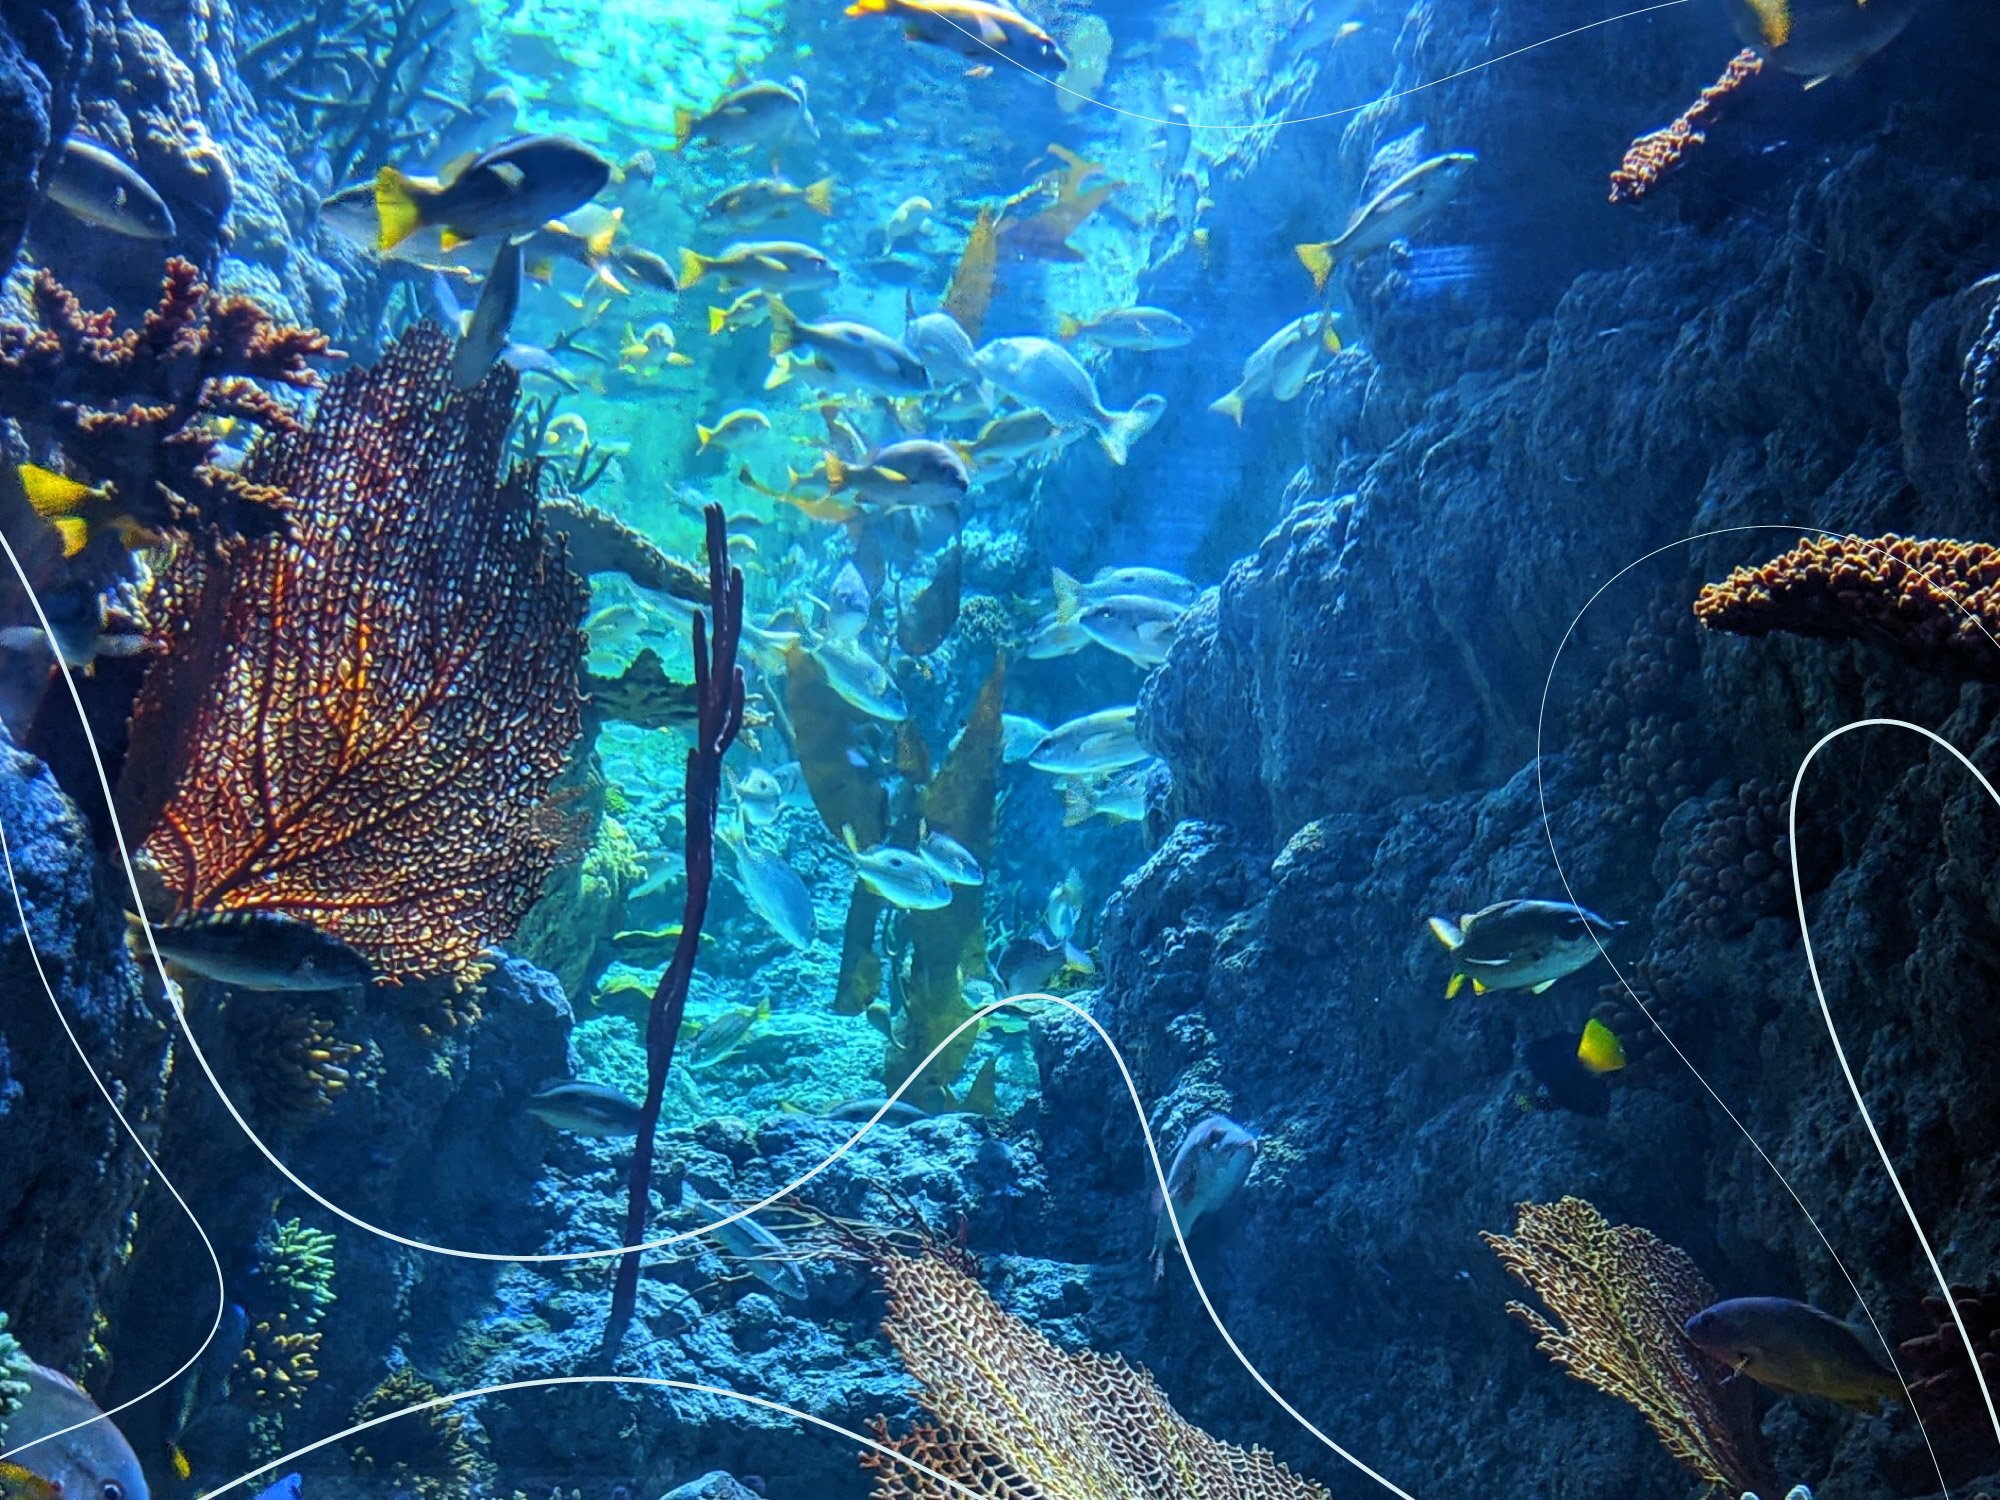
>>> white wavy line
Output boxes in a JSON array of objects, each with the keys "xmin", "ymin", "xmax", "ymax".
[
  {"xmin": 1532, "ymin": 523, "xmax": 2000, "ymax": 1483},
  {"xmin": 888, "ymin": 0, "xmax": 1692, "ymax": 134}
]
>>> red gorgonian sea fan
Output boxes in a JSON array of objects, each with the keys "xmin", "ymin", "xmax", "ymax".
[{"xmin": 115, "ymin": 323, "xmax": 585, "ymax": 984}]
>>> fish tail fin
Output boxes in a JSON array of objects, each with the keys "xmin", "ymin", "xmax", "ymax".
[
  {"xmin": 673, "ymin": 106, "xmax": 699, "ymax": 148},
  {"xmin": 1060, "ymin": 782, "xmax": 1093, "ymax": 826},
  {"xmin": 1317, "ymin": 312, "xmax": 1342, "ymax": 353},
  {"xmin": 169, "ymin": 1443, "xmax": 192, "ymax": 1482},
  {"xmin": 1208, "ymin": 389, "xmax": 1246, "ymax": 425},
  {"xmin": 667, "ymin": 351, "xmax": 693, "ymax": 366},
  {"xmin": 764, "ymin": 354, "xmax": 794, "ymax": 390},
  {"xmin": 1055, "ymin": 313, "xmax": 1082, "ymax": 340},
  {"xmin": 19, "ymin": 461, "xmax": 95, "ymax": 517},
  {"xmin": 767, "ymin": 296, "xmax": 798, "ymax": 356},
  {"xmin": 1294, "ymin": 240, "xmax": 1336, "ymax": 293},
  {"xmin": 374, "ymin": 167, "xmax": 427, "ymax": 251},
  {"xmin": 585, "ymin": 214, "xmax": 622, "ymax": 262},
  {"xmin": 844, "ymin": 0, "xmax": 890, "ymax": 14},
  {"xmin": 1445, "ymin": 971, "xmax": 1466, "ymax": 1000},
  {"xmin": 960, "ymin": 1055, "xmax": 998, "ymax": 1117},
  {"xmin": 804, "ymin": 176, "xmax": 836, "ymax": 215},
  {"xmin": 678, "ymin": 248, "xmax": 709, "ymax": 287},
  {"xmin": 1426, "ymin": 916, "xmax": 1464, "ymax": 951},
  {"xmin": 51, "ymin": 516, "xmax": 89, "ymax": 556},
  {"xmin": 1099, "ymin": 400, "xmax": 1158, "ymax": 466},
  {"xmin": 1051, "ymin": 566, "xmax": 1081, "ymax": 625},
  {"xmin": 707, "ymin": 304, "xmax": 729, "ymax": 335},
  {"xmin": 840, "ymin": 823, "xmax": 861, "ymax": 854},
  {"xmin": 1740, "ymin": 0, "xmax": 1791, "ymax": 46},
  {"xmin": 697, "ymin": 423, "xmax": 716, "ymax": 450},
  {"xmin": 824, "ymin": 452, "xmax": 851, "ymax": 492}
]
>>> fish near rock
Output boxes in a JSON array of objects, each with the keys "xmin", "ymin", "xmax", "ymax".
[
  {"xmin": 47, "ymin": 138, "xmax": 176, "ymax": 240},
  {"xmin": 524, "ymin": 1080, "xmax": 646, "ymax": 1136},
  {"xmin": 1209, "ymin": 311, "xmax": 1340, "ymax": 425},
  {"xmin": 375, "ymin": 134, "xmax": 612, "ymax": 252},
  {"xmin": 132, "ymin": 910, "xmax": 375, "ymax": 992},
  {"xmin": 1293, "ymin": 151, "xmax": 1477, "ymax": 292},
  {"xmin": 1028, "ymin": 705, "xmax": 1148, "ymax": 775},
  {"xmin": 974, "ymin": 336, "xmax": 1163, "ymax": 465},
  {"xmin": 1150, "ymin": 1114, "xmax": 1258, "ymax": 1279},
  {"xmin": 4, "ymin": 1361, "xmax": 149, "ymax": 1500},
  {"xmin": 1426, "ymin": 898, "xmax": 1619, "ymax": 997},
  {"xmin": 1684, "ymin": 1297, "xmax": 1906, "ymax": 1412}
]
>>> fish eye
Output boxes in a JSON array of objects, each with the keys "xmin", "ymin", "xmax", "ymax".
[{"xmin": 103, "ymin": 1482, "xmax": 125, "ymax": 1500}]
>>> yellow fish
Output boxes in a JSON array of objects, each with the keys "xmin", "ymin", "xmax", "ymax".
[{"xmin": 15, "ymin": 463, "xmax": 163, "ymax": 558}]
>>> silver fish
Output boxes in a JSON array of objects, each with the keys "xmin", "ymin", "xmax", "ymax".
[
  {"xmin": 973, "ymin": 337, "xmax": 1164, "ymax": 465},
  {"xmin": 677, "ymin": 76, "xmax": 818, "ymax": 150},
  {"xmin": 823, "ymin": 561, "xmax": 872, "ymax": 641},
  {"xmin": 1079, "ymin": 593, "xmax": 1182, "ymax": 666},
  {"xmin": 1028, "ymin": 705, "xmax": 1148, "ymax": 775},
  {"xmin": 452, "ymin": 239, "xmax": 523, "ymax": 390},
  {"xmin": 1001, "ymin": 713, "xmax": 1049, "ymax": 763},
  {"xmin": 134, "ymin": 910, "xmax": 374, "ymax": 992},
  {"xmin": 1151, "ymin": 1114, "xmax": 1258, "ymax": 1278},
  {"xmin": 725, "ymin": 829, "xmax": 817, "ymax": 949},
  {"xmin": 47, "ymin": 138, "xmax": 176, "ymax": 240},
  {"xmin": 917, "ymin": 825, "xmax": 983, "ymax": 886},
  {"xmin": 1056, "ymin": 306, "xmax": 1194, "ymax": 351},
  {"xmin": 843, "ymin": 828, "xmax": 952, "ymax": 910},
  {"xmin": 5, "ymin": 1361, "xmax": 149, "ymax": 1500},
  {"xmin": 770, "ymin": 301, "xmax": 929, "ymax": 395},
  {"xmin": 681, "ymin": 1186, "xmax": 809, "ymax": 1300},
  {"xmin": 1060, "ymin": 762, "xmax": 1152, "ymax": 826},
  {"xmin": 524, "ymin": 1080, "xmax": 645, "ymax": 1136},
  {"xmin": 1427, "ymin": 898, "xmax": 1621, "ymax": 997},
  {"xmin": 1209, "ymin": 311, "xmax": 1339, "ymax": 425},
  {"xmin": 1079, "ymin": 566, "xmax": 1198, "ymax": 608},
  {"xmin": 813, "ymin": 639, "xmax": 907, "ymax": 722},
  {"xmin": 906, "ymin": 311, "xmax": 982, "ymax": 389},
  {"xmin": 729, "ymin": 765, "xmax": 787, "ymax": 825},
  {"xmin": 828, "ymin": 440, "xmax": 968, "ymax": 513},
  {"xmin": 1295, "ymin": 151, "xmax": 1478, "ymax": 289}
]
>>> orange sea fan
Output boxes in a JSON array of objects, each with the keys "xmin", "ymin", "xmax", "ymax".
[{"xmin": 115, "ymin": 323, "xmax": 585, "ymax": 984}]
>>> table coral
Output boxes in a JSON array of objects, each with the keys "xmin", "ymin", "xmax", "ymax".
[{"xmin": 1694, "ymin": 534, "xmax": 2000, "ymax": 679}]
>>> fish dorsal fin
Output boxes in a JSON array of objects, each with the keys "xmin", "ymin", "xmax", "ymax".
[{"xmin": 439, "ymin": 151, "xmax": 478, "ymax": 184}]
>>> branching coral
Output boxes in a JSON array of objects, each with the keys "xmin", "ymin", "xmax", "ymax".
[
  {"xmin": 1483, "ymin": 1199, "xmax": 1772, "ymax": 1497},
  {"xmin": 114, "ymin": 322, "xmax": 586, "ymax": 984},
  {"xmin": 347, "ymin": 1366, "xmax": 488, "ymax": 1500},
  {"xmin": 260, "ymin": 1219, "xmax": 338, "ymax": 1321},
  {"xmin": 1899, "ymin": 1282, "xmax": 2000, "ymax": 1434},
  {"xmin": 1695, "ymin": 534, "xmax": 2000, "ymax": 679},
  {"xmin": 862, "ymin": 1246, "xmax": 1335, "ymax": 1500},
  {"xmin": 1610, "ymin": 50, "xmax": 1764, "ymax": 203},
  {"xmin": 236, "ymin": 1003, "xmax": 366, "ymax": 1119},
  {"xmin": 0, "ymin": 1309, "xmax": 30, "ymax": 1437},
  {"xmin": 0, "ymin": 259, "xmax": 329, "ymax": 542},
  {"xmin": 240, "ymin": 1312, "xmax": 322, "ymax": 1412}
]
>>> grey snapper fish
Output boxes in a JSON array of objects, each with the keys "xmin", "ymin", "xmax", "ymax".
[
  {"xmin": 681, "ymin": 1185, "xmax": 809, "ymax": 1300},
  {"xmin": 1079, "ymin": 593, "xmax": 1182, "ymax": 667},
  {"xmin": 1209, "ymin": 311, "xmax": 1340, "ymax": 424},
  {"xmin": 5, "ymin": 1360, "xmax": 149, "ymax": 1500},
  {"xmin": 676, "ymin": 77, "xmax": 818, "ymax": 151},
  {"xmin": 1028, "ymin": 705, "xmax": 1149, "ymax": 775},
  {"xmin": 768, "ymin": 299, "xmax": 929, "ymax": 395},
  {"xmin": 451, "ymin": 239, "xmax": 523, "ymax": 391},
  {"xmin": 1060, "ymin": 761, "xmax": 1152, "ymax": 826},
  {"xmin": 679, "ymin": 241, "xmax": 839, "ymax": 294},
  {"xmin": 524, "ymin": 1080, "xmax": 645, "ymax": 1136},
  {"xmin": 1426, "ymin": 898, "xmax": 1621, "ymax": 997},
  {"xmin": 826, "ymin": 440, "xmax": 969, "ymax": 512},
  {"xmin": 813, "ymin": 639, "xmax": 908, "ymax": 721},
  {"xmin": 1002, "ymin": 713, "xmax": 1049, "ymax": 763},
  {"xmin": 1055, "ymin": 306, "xmax": 1194, "ymax": 351},
  {"xmin": 728, "ymin": 764, "xmax": 787, "ymax": 824},
  {"xmin": 721, "ymin": 823, "xmax": 817, "ymax": 949},
  {"xmin": 132, "ymin": 910, "xmax": 375, "ymax": 992},
  {"xmin": 973, "ymin": 337, "xmax": 1165, "ymax": 465},
  {"xmin": 1079, "ymin": 566, "xmax": 1198, "ymax": 608},
  {"xmin": 907, "ymin": 311, "xmax": 982, "ymax": 390},
  {"xmin": 1684, "ymin": 1297, "xmax": 1906, "ymax": 1412},
  {"xmin": 917, "ymin": 824, "xmax": 983, "ymax": 886},
  {"xmin": 1294, "ymin": 150, "xmax": 1478, "ymax": 291},
  {"xmin": 47, "ymin": 138, "xmax": 176, "ymax": 240},
  {"xmin": 842, "ymin": 828, "xmax": 952, "ymax": 910},
  {"xmin": 1150, "ymin": 1114, "xmax": 1258, "ymax": 1279}
]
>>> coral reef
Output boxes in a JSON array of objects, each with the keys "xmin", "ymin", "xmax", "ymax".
[
  {"xmin": 234, "ymin": 1001, "xmax": 366, "ymax": 1119},
  {"xmin": 0, "ymin": 1308, "xmax": 30, "ymax": 1434},
  {"xmin": 543, "ymin": 498, "xmax": 710, "ymax": 603},
  {"xmin": 114, "ymin": 322, "xmax": 586, "ymax": 984},
  {"xmin": 348, "ymin": 1365, "xmax": 489, "ymax": 1500},
  {"xmin": 260, "ymin": 1218, "xmax": 337, "ymax": 1321},
  {"xmin": 1482, "ymin": 1198, "xmax": 1773, "ymax": 1497},
  {"xmin": 1609, "ymin": 51, "xmax": 1765, "ymax": 203},
  {"xmin": 863, "ymin": 1245, "xmax": 1334, "ymax": 1500},
  {"xmin": 1899, "ymin": 1283, "xmax": 2000, "ymax": 1436},
  {"xmin": 240, "ymin": 1310, "xmax": 321, "ymax": 1414},
  {"xmin": 0, "ymin": 259, "xmax": 328, "ymax": 542},
  {"xmin": 1695, "ymin": 535, "xmax": 2000, "ymax": 680},
  {"xmin": 1661, "ymin": 779, "xmax": 1795, "ymax": 940}
]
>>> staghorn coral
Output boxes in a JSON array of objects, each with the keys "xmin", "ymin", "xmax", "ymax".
[
  {"xmin": 1610, "ymin": 50, "xmax": 1764, "ymax": 203},
  {"xmin": 1483, "ymin": 1198, "xmax": 1773, "ymax": 1497},
  {"xmin": 1899, "ymin": 1282, "xmax": 2000, "ymax": 1435},
  {"xmin": 239, "ymin": 1311, "xmax": 322, "ymax": 1412},
  {"xmin": 259, "ymin": 1219, "xmax": 337, "ymax": 1321},
  {"xmin": 0, "ymin": 259, "xmax": 328, "ymax": 542},
  {"xmin": 862, "ymin": 1246, "xmax": 1335, "ymax": 1500},
  {"xmin": 347, "ymin": 1366, "xmax": 489, "ymax": 1500},
  {"xmin": 1694, "ymin": 534, "xmax": 2000, "ymax": 679},
  {"xmin": 114, "ymin": 322, "xmax": 586, "ymax": 985},
  {"xmin": 236, "ymin": 1003, "xmax": 366, "ymax": 1119}
]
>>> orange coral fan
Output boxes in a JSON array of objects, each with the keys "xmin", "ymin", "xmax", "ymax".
[
  {"xmin": 1610, "ymin": 50, "xmax": 1764, "ymax": 204},
  {"xmin": 1482, "ymin": 1198, "xmax": 1772, "ymax": 1497},
  {"xmin": 862, "ymin": 1247, "xmax": 1336, "ymax": 1500},
  {"xmin": 1693, "ymin": 534, "xmax": 2000, "ymax": 678},
  {"xmin": 0, "ymin": 259, "xmax": 329, "ymax": 540},
  {"xmin": 115, "ymin": 323, "xmax": 585, "ymax": 984}
]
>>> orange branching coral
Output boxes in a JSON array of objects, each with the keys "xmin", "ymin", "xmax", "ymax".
[
  {"xmin": 115, "ymin": 322, "xmax": 585, "ymax": 984},
  {"xmin": 1610, "ymin": 50, "xmax": 1764, "ymax": 204},
  {"xmin": 0, "ymin": 259, "xmax": 329, "ymax": 539},
  {"xmin": 1694, "ymin": 534, "xmax": 2000, "ymax": 679},
  {"xmin": 1482, "ymin": 1198, "xmax": 1772, "ymax": 1497},
  {"xmin": 862, "ymin": 1248, "xmax": 1336, "ymax": 1500}
]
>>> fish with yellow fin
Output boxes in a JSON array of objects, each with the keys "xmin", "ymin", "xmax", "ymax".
[
  {"xmin": 1727, "ymin": 0, "xmax": 1924, "ymax": 85},
  {"xmin": 1294, "ymin": 151, "xmax": 1477, "ymax": 292},
  {"xmin": 373, "ymin": 134, "xmax": 612, "ymax": 252},
  {"xmin": 15, "ymin": 463, "xmax": 164, "ymax": 557},
  {"xmin": 844, "ymin": 0, "xmax": 1067, "ymax": 73},
  {"xmin": 1427, "ymin": 898, "xmax": 1620, "ymax": 997},
  {"xmin": 697, "ymin": 409, "xmax": 773, "ymax": 452},
  {"xmin": 675, "ymin": 78, "xmax": 818, "ymax": 152},
  {"xmin": 1518, "ymin": 1017, "xmax": 1627, "ymax": 1116}
]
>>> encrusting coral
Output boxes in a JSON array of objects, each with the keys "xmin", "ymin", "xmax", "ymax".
[
  {"xmin": 1694, "ymin": 534, "xmax": 2000, "ymax": 679},
  {"xmin": 862, "ymin": 1244, "xmax": 1334, "ymax": 1500},
  {"xmin": 0, "ymin": 259, "xmax": 329, "ymax": 543},
  {"xmin": 113, "ymin": 322, "xmax": 587, "ymax": 985},
  {"xmin": 1665, "ymin": 779, "xmax": 1795, "ymax": 940},
  {"xmin": 1609, "ymin": 50, "xmax": 1764, "ymax": 203},
  {"xmin": 1482, "ymin": 1198, "xmax": 1773, "ymax": 1497}
]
